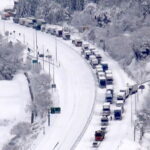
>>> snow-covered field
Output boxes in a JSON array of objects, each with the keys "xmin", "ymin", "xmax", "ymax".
[
  {"xmin": 0, "ymin": 0, "xmax": 14, "ymax": 11},
  {"xmin": 0, "ymin": 74, "xmax": 30, "ymax": 150}
]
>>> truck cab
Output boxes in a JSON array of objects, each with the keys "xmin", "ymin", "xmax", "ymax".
[
  {"xmin": 114, "ymin": 107, "xmax": 122, "ymax": 120},
  {"xmin": 102, "ymin": 102, "xmax": 111, "ymax": 116}
]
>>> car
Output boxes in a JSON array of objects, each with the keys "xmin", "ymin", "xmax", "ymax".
[
  {"xmin": 101, "ymin": 61, "xmax": 108, "ymax": 71},
  {"xmin": 114, "ymin": 107, "xmax": 122, "ymax": 120},
  {"xmin": 84, "ymin": 50, "xmax": 92, "ymax": 60},
  {"xmin": 99, "ymin": 76, "xmax": 106, "ymax": 88},
  {"xmin": 101, "ymin": 116, "xmax": 109, "ymax": 126},
  {"xmin": 106, "ymin": 73, "xmax": 113, "ymax": 85},
  {"xmin": 95, "ymin": 130, "xmax": 105, "ymax": 141},
  {"xmin": 92, "ymin": 141, "xmax": 100, "ymax": 148},
  {"xmin": 90, "ymin": 58, "xmax": 99, "ymax": 69}
]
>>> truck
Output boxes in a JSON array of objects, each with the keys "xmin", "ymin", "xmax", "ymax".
[
  {"xmin": 84, "ymin": 50, "xmax": 92, "ymax": 60},
  {"xmin": 105, "ymin": 91, "xmax": 113, "ymax": 103},
  {"xmin": 120, "ymin": 88, "xmax": 130, "ymax": 98},
  {"xmin": 74, "ymin": 39, "xmax": 82, "ymax": 47},
  {"xmin": 116, "ymin": 101, "xmax": 124, "ymax": 112},
  {"xmin": 117, "ymin": 91, "xmax": 126, "ymax": 102},
  {"xmin": 62, "ymin": 32, "xmax": 70, "ymax": 40},
  {"xmin": 56, "ymin": 27, "xmax": 63, "ymax": 37},
  {"xmin": 101, "ymin": 61, "xmax": 108, "ymax": 71},
  {"xmin": 106, "ymin": 85, "xmax": 114, "ymax": 96},
  {"xmin": 114, "ymin": 107, "xmax": 122, "ymax": 120},
  {"xmin": 82, "ymin": 42, "xmax": 89, "ymax": 51},
  {"xmin": 102, "ymin": 102, "xmax": 111, "ymax": 116},
  {"xmin": 94, "ymin": 51, "xmax": 102, "ymax": 63},
  {"xmin": 95, "ymin": 130, "xmax": 105, "ymax": 141},
  {"xmin": 90, "ymin": 58, "xmax": 99, "ymax": 69},
  {"xmin": 101, "ymin": 116, "xmax": 109, "ymax": 126},
  {"xmin": 106, "ymin": 73, "xmax": 113, "ymax": 85},
  {"xmin": 99, "ymin": 76, "xmax": 106, "ymax": 88}
]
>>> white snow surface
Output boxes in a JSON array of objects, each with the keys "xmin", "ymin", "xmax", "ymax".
[
  {"xmin": 0, "ymin": 74, "xmax": 30, "ymax": 150},
  {"xmin": 0, "ymin": 0, "xmax": 14, "ymax": 11},
  {"xmin": 0, "ymin": 21, "xmax": 96, "ymax": 150}
]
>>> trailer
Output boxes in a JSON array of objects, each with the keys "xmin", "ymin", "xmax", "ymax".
[
  {"xmin": 101, "ymin": 61, "xmax": 108, "ymax": 71},
  {"xmin": 95, "ymin": 130, "xmax": 105, "ymax": 141},
  {"xmin": 101, "ymin": 116, "xmax": 109, "ymax": 126},
  {"xmin": 62, "ymin": 32, "xmax": 70, "ymax": 40},
  {"xmin": 90, "ymin": 58, "xmax": 99, "ymax": 69},
  {"xmin": 102, "ymin": 102, "xmax": 111, "ymax": 116},
  {"xmin": 116, "ymin": 101, "xmax": 124, "ymax": 112},
  {"xmin": 114, "ymin": 107, "xmax": 122, "ymax": 120},
  {"xmin": 99, "ymin": 76, "xmax": 106, "ymax": 88}
]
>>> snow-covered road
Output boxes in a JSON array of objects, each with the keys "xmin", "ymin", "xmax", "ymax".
[{"xmin": 0, "ymin": 20, "xmax": 97, "ymax": 150}]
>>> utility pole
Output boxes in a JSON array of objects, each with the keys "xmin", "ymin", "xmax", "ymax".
[
  {"xmin": 131, "ymin": 94, "xmax": 133, "ymax": 126},
  {"xmin": 35, "ymin": 30, "xmax": 38, "ymax": 60},
  {"xmin": 55, "ymin": 36, "xmax": 58, "ymax": 62},
  {"xmin": 43, "ymin": 45, "xmax": 45, "ymax": 70}
]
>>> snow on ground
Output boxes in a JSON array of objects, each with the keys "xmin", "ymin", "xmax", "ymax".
[
  {"xmin": 0, "ymin": 0, "xmax": 14, "ymax": 11},
  {"xmin": 0, "ymin": 74, "xmax": 31, "ymax": 150},
  {"xmin": 0, "ymin": 21, "xmax": 96, "ymax": 150}
]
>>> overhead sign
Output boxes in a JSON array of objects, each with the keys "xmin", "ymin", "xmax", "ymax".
[
  {"xmin": 32, "ymin": 60, "xmax": 38, "ymax": 63},
  {"xmin": 51, "ymin": 107, "xmax": 61, "ymax": 114}
]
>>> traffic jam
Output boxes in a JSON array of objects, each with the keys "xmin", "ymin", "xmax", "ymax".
[{"xmin": 2, "ymin": 15, "xmax": 141, "ymax": 149}]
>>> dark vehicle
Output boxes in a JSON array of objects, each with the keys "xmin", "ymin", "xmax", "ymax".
[
  {"xmin": 114, "ymin": 107, "xmax": 122, "ymax": 120},
  {"xmin": 99, "ymin": 77, "xmax": 106, "ymax": 88},
  {"xmin": 139, "ymin": 85, "xmax": 145, "ymax": 90},
  {"xmin": 33, "ymin": 24, "xmax": 41, "ymax": 30},
  {"xmin": 13, "ymin": 17, "xmax": 19, "ymax": 23},
  {"xmin": 56, "ymin": 28, "xmax": 63, "ymax": 37},
  {"xmin": 101, "ymin": 62, "xmax": 108, "ymax": 71},
  {"xmin": 39, "ymin": 54, "xmax": 44, "ymax": 57},
  {"xmin": 95, "ymin": 130, "xmax": 105, "ymax": 141},
  {"xmin": 129, "ymin": 84, "xmax": 138, "ymax": 95}
]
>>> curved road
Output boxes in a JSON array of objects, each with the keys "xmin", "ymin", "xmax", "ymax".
[{"xmin": 0, "ymin": 20, "xmax": 96, "ymax": 150}]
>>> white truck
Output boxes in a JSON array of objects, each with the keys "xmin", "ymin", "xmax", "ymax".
[{"xmin": 102, "ymin": 102, "xmax": 111, "ymax": 116}]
